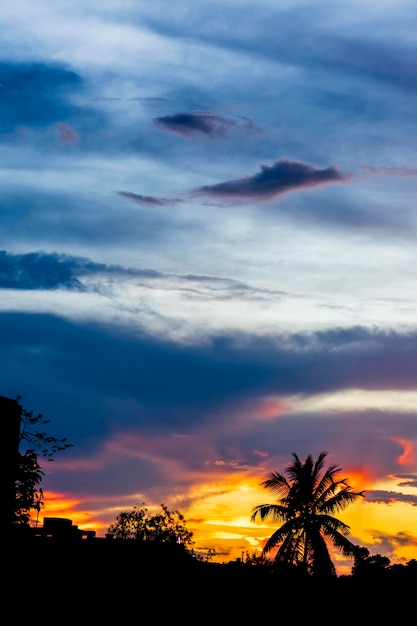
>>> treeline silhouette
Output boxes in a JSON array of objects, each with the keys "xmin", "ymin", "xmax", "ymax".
[
  {"xmin": 6, "ymin": 526, "xmax": 416, "ymax": 621},
  {"xmin": 3, "ymin": 396, "xmax": 416, "ymax": 620}
]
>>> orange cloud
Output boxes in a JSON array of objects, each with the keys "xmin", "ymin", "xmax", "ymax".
[
  {"xmin": 391, "ymin": 437, "xmax": 415, "ymax": 466},
  {"xmin": 39, "ymin": 491, "xmax": 111, "ymax": 533}
]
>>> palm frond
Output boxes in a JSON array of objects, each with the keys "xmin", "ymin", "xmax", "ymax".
[
  {"xmin": 319, "ymin": 485, "xmax": 364, "ymax": 514},
  {"xmin": 250, "ymin": 503, "xmax": 289, "ymax": 523},
  {"xmin": 251, "ymin": 451, "xmax": 363, "ymax": 577},
  {"xmin": 329, "ymin": 530, "xmax": 358, "ymax": 557},
  {"xmin": 260, "ymin": 471, "xmax": 290, "ymax": 497},
  {"xmin": 317, "ymin": 513, "xmax": 351, "ymax": 535},
  {"xmin": 274, "ymin": 532, "xmax": 304, "ymax": 566}
]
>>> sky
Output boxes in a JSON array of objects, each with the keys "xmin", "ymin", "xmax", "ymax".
[{"xmin": 2, "ymin": 0, "xmax": 417, "ymax": 573}]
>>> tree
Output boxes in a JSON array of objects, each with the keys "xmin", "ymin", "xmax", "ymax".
[
  {"xmin": 351, "ymin": 546, "xmax": 391, "ymax": 577},
  {"xmin": 13, "ymin": 395, "xmax": 73, "ymax": 526},
  {"xmin": 108, "ymin": 503, "xmax": 194, "ymax": 552},
  {"xmin": 251, "ymin": 451, "xmax": 364, "ymax": 577}
]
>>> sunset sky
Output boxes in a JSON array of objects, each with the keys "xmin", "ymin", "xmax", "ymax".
[{"xmin": 2, "ymin": 1, "xmax": 417, "ymax": 572}]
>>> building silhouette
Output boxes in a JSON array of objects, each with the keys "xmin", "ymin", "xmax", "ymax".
[{"xmin": 0, "ymin": 395, "xmax": 21, "ymax": 533}]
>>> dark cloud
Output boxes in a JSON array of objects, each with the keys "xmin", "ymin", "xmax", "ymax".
[
  {"xmin": 0, "ymin": 251, "xmax": 167, "ymax": 291},
  {"xmin": 0, "ymin": 61, "xmax": 103, "ymax": 142},
  {"xmin": 0, "ymin": 250, "xmax": 270, "ymax": 302},
  {"xmin": 0, "ymin": 251, "xmax": 85, "ymax": 291},
  {"xmin": 396, "ymin": 474, "xmax": 417, "ymax": 489},
  {"xmin": 0, "ymin": 62, "xmax": 81, "ymax": 130},
  {"xmin": 117, "ymin": 191, "xmax": 182, "ymax": 206},
  {"xmin": 193, "ymin": 158, "xmax": 350, "ymax": 204},
  {"xmin": 5, "ymin": 314, "xmax": 417, "ymax": 442},
  {"xmin": 365, "ymin": 490, "xmax": 417, "ymax": 506},
  {"xmin": 4, "ymin": 311, "xmax": 417, "ymax": 504},
  {"xmin": 153, "ymin": 111, "xmax": 237, "ymax": 138}
]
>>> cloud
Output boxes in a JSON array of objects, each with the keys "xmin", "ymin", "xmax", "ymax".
[
  {"xmin": 0, "ymin": 251, "xmax": 165, "ymax": 291},
  {"xmin": 92, "ymin": 97, "xmax": 168, "ymax": 103},
  {"xmin": 395, "ymin": 474, "xmax": 417, "ymax": 489},
  {"xmin": 4, "ymin": 311, "xmax": 417, "ymax": 507},
  {"xmin": 365, "ymin": 490, "xmax": 417, "ymax": 506},
  {"xmin": 55, "ymin": 122, "xmax": 80, "ymax": 144},
  {"xmin": 153, "ymin": 110, "xmax": 258, "ymax": 139},
  {"xmin": 361, "ymin": 165, "xmax": 417, "ymax": 177},
  {"xmin": 117, "ymin": 191, "xmax": 182, "ymax": 206},
  {"xmin": 0, "ymin": 62, "xmax": 81, "ymax": 131},
  {"xmin": 0, "ymin": 251, "xmax": 85, "ymax": 291},
  {"xmin": 0, "ymin": 251, "xmax": 287, "ymax": 313},
  {"xmin": 0, "ymin": 61, "xmax": 104, "ymax": 142},
  {"xmin": 192, "ymin": 158, "xmax": 350, "ymax": 204},
  {"xmin": 6, "ymin": 314, "xmax": 417, "ymax": 438}
]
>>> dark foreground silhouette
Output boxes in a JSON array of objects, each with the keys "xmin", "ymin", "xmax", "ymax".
[{"xmin": 4, "ymin": 528, "xmax": 415, "ymax": 622}]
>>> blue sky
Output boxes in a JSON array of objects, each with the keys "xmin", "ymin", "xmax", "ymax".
[{"xmin": 2, "ymin": 1, "xmax": 417, "ymax": 567}]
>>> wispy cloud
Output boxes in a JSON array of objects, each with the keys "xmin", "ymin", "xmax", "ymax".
[
  {"xmin": 0, "ymin": 251, "xmax": 163, "ymax": 291},
  {"xmin": 192, "ymin": 158, "xmax": 350, "ymax": 204},
  {"xmin": 0, "ymin": 251, "xmax": 285, "ymax": 309},
  {"xmin": 117, "ymin": 191, "xmax": 183, "ymax": 206},
  {"xmin": 55, "ymin": 122, "xmax": 80, "ymax": 144},
  {"xmin": 361, "ymin": 164, "xmax": 417, "ymax": 177}
]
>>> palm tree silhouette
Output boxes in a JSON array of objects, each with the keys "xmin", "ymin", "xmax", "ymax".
[{"xmin": 251, "ymin": 451, "xmax": 364, "ymax": 577}]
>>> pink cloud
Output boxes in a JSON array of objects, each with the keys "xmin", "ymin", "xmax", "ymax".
[
  {"xmin": 56, "ymin": 122, "xmax": 80, "ymax": 144},
  {"xmin": 361, "ymin": 164, "xmax": 417, "ymax": 177}
]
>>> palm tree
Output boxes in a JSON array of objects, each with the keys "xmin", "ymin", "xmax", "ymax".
[{"xmin": 251, "ymin": 451, "xmax": 364, "ymax": 577}]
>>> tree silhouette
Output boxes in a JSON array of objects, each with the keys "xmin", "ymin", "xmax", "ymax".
[
  {"xmin": 351, "ymin": 546, "xmax": 391, "ymax": 577},
  {"xmin": 251, "ymin": 451, "xmax": 364, "ymax": 577},
  {"xmin": 108, "ymin": 503, "xmax": 194, "ymax": 551},
  {"xmin": 13, "ymin": 395, "xmax": 73, "ymax": 526}
]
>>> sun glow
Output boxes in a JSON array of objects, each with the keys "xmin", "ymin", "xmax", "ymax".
[
  {"xmin": 38, "ymin": 492, "xmax": 108, "ymax": 533},
  {"xmin": 38, "ymin": 462, "xmax": 417, "ymax": 569}
]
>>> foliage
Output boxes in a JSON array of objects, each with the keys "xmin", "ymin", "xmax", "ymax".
[
  {"xmin": 351, "ymin": 547, "xmax": 391, "ymax": 577},
  {"xmin": 13, "ymin": 395, "xmax": 73, "ymax": 526},
  {"xmin": 108, "ymin": 503, "xmax": 195, "ymax": 552},
  {"xmin": 17, "ymin": 395, "xmax": 73, "ymax": 458},
  {"xmin": 193, "ymin": 547, "xmax": 216, "ymax": 562},
  {"xmin": 350, "ymin": 549, "xmax": 417, "ymax": 580},
  {"xmin": 245, "ymin": 550, "xmax": 271, "ymax": 566},
  {"xmin": 13, "ymin": 450, "xmax": 44, "ymax": 525},
  {"xmin": 251, "ymin": 451, "xmax": 364, "ymax": 577}
]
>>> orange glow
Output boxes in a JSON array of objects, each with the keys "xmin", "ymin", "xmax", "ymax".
[
  {"xmin": 391, "ymin": 437, "xmax": 415, "ymax": 466},
  {"xmin": 38, "ymin": 491, "xmax": 108, "ymax": 533},
  {"xmin": 343, "ymin": 467, "xmax": 371, "ymax": 493},
  {"xmin": 38, "ymin": 465, "xmax": 417, "ymax": 572}
]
